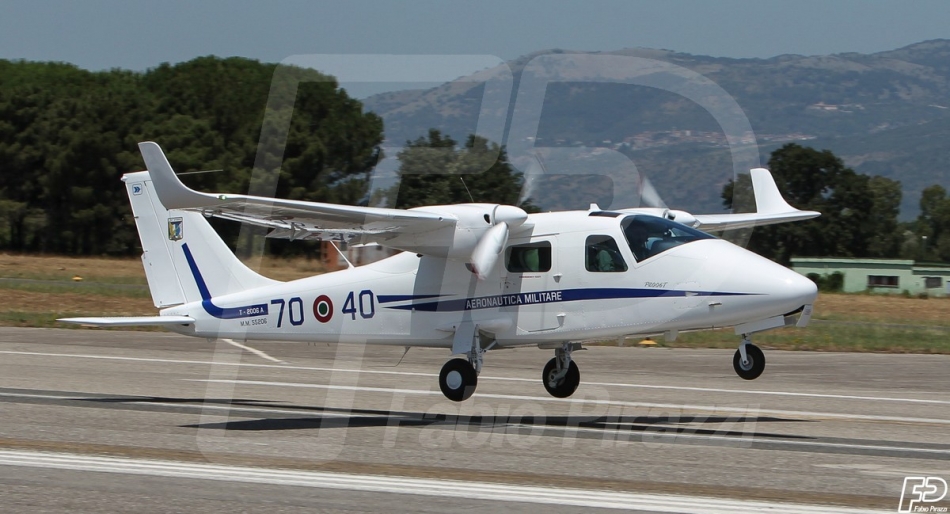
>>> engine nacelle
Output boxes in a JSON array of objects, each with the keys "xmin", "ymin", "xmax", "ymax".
[
  {"xmin": 386, "ymin": 203, "xmax": 528, "ymax": 260},
  {"xmin": 619, "ymin": 207, "xmax": 699, "ymax": 228},
  {"xmin": 666, "ymin": 209, "xmax": 699, "ymax": 227}
]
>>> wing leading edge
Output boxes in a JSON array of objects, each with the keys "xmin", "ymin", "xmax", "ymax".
[{"xmin": 138, "ymin": 141, "xmax": 455, "ymax": 245}]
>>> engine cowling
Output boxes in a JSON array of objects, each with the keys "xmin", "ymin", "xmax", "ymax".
[
  {"xmin": 666, "ymin": 209, "xmax": 699, "ymax": 227},
  {"xmin": 387, "ymin": 203, "xmax": 528, "ymax": 273}
]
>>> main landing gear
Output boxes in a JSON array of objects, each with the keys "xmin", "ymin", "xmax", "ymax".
[
  {"xmin": 542, "ymin": 342, "xmax": 581, "ymax": 398},
  {"xmin": 438, "ymin": 335, "xmax": 584, "ymax": 401},
  {"xmin": 733, "ymin": 336, "xmax": 765, "ymax": 380},
  {"xmin": 438, "ymin": 326, "xmax": 487, "ymax": 402},
  {"xmin": 439, "ymin": 358, "xmax": 478, "ymax": 402}
]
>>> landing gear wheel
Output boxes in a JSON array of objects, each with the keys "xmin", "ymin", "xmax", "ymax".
[
  {"xmin": 542, "ymin": 357, "xmax": 580, "ymax": 398},
  {"xmin": 733, "ymin": 343, "xmax": 765, "ymax": 380},
  {"xmin": 439, "ymin": 358, "xmax": 478, "ymax": 402}
]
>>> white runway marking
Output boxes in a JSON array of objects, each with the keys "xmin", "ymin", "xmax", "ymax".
[
  {"xmin": 572, "ymin": 380, "xmax": 950, "ymax": 406},
  {"xmin": 2, "ymin": 349, "xmax": 949, "ymax": 407},
  {"xmin": 220, "ymin": 339, "xmax": 285, "ymax": 364},
  {"xmin": 0, "ymin": 350, "xmax": 433, "ymax": 377},
  {"xmin": 559, "ymin": 425, "xmax": 950, "ymax": 456},
  {"xmin": 190, "ymin": 378, "xmax": 950, "ymax": 426},
  {"xmin": 0, "ymin": 449, "xmax": 883, "ymax": 513}
]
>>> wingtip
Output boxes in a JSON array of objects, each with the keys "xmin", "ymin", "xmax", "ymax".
[
  {"xmin": 749, "ymin": 167, "xmax": 798, "ymax": 214},
  {"xmin": 138, "ymin": 141, "xmax": 217, "ymax": 210},
  {"xmin": 137, "ymin": 141, "xmax": 162, "ymax": 156}
]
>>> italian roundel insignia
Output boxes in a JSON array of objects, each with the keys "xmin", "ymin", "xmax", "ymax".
[{"xmin": 313, "ymin": 295, "xmax": 333, "ymax": 323}]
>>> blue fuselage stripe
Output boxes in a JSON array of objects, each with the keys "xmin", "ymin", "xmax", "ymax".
[
  {"xmin": 179, "ymin": 244, "xmax": 753, "ymax": 318},
  {"xmin": 377, "ymin": 294, "xmax": 448, "ymax": 304},
  {"xmin": 181, "ymin": 244, "xmax": 212, "ymax": 301},
  {"xmin": 385, "ymin": 288, "xmax": 756, "ymax": 312},
  {"xmin": 181, "ymin": 243, "xmax": 268, "ymax": 319}
]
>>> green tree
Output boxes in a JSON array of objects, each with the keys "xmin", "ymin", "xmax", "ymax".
[
  {"xmin": 915, "ymin": 184, "xmax": 950, "ymax": 261},
  {"xmin": 389, "ymin": 129, "xmax": 534, "ymax": 210},
  {"xmin": 865, "ymin": 175, "xmax": 903, "ymax": 258},
  {"xmin": 0, "ymin": 57, "xmax": 384, "ymax": 256}
]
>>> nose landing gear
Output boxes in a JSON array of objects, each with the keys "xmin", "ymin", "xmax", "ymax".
[{"xmin": 733, "ymin": 336, "xmax": 765, "ymax": 380}]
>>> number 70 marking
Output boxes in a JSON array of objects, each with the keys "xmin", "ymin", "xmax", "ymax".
[{"xmin": 270, "ymin": 297, "xmax": 305, "ymax": 327}]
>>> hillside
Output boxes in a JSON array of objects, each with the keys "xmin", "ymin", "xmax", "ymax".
[
  {"xmin": 804, "ymin": 117, "xmax": 950, "ymax": 216},
  {"xmin": 363, "ymin": 41, "xmax": 950, "ymax": 218}
]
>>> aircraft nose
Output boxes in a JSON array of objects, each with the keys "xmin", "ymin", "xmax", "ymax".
[
  {"xmin": 781, "ymin": 266, "xmax": 818, "ymax": 306},
  {"xmin": 701, "ymin": 241, "xmax": 818, "ymax": 316},
  {"xmin": 741, "ymin": 255, "xmax": 817, "ymax": 315}
]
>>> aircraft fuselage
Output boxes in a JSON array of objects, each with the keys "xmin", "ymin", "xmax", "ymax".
[{"xmin": 162, "ymin": 210, "xmax": 816, "ymax": 347}]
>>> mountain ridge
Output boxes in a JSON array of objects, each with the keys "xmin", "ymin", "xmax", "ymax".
[{"xmin": 362, "ymin": 40, "xmax": 950, "ymax": 218}]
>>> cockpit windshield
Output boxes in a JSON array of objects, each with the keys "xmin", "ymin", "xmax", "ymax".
[{"xmin": 621, "ymin": 214, "xmax": 715, "ymax": 262}]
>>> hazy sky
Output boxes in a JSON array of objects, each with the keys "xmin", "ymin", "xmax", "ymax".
[{"xmin": 3, "ymin": 0, "xmax": 950, "ymax": 71}]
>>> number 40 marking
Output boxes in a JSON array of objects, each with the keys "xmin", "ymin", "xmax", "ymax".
[{"xmin": 342, "ymin": 290, "xmax": 375, "ymax": 320}]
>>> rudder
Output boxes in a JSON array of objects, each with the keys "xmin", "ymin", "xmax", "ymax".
[{"xmin": 123, "ymin": 168, "xmax": 278, "ymax": 308}]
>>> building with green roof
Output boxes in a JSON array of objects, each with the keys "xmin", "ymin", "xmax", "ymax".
[{"xmin": 791, "ymin": 258, "xmax": 950, "ymax": 296}]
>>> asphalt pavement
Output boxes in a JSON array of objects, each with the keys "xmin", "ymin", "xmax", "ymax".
[{"xmin": 0, "ymin": 327, "xmax": 947, "ymax": 513}]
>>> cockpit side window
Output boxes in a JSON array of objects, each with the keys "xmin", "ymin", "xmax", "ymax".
[
  {"xmin": 585, "ymin": 235, "xmax": 627, "ymax": 272},
  {"xmin": 621, "ymin": 215, "xmax": 715, "ymax": 261},
  {"xmin": 505, "ymin": 242, "xmax": 552, "ymax": 273}
]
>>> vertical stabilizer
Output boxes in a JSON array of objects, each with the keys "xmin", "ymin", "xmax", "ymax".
[{"xmin": 123, "ymin": 168, "xmax": 278, "ymax": 308}]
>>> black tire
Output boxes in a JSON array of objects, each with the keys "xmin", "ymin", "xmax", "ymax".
[
  {"xmin": 439, "ymin": 358, "xmax": 478, "ymax": 402},
  {"xmin": 542, "ymin": 357, "xmax": 580, "ymax": 398},
  {"xmin": 733, "ymin": 344, "xmax": 765, "ymax": 380}
]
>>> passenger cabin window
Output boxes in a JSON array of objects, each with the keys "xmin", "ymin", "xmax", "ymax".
[
  {"xmin": 621, "ymin": 214, "xmax": 714, "ymax": 262},
  {"xmin": 586, "ymin": 235, "xmax": 627, "ymax": 272},
  {"xmin": 506, "ymin": 242, "xmax": 552, "ymax": 273}
]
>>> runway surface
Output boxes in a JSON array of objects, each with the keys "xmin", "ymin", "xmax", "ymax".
[{"xmin": 0, "ymin": 327, "xmax": 948, "ymax": 512}]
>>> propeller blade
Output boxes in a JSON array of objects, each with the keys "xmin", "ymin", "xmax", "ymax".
[
  {"xmin": 518, "ymin": 153, "xmax": 545, "ymax": 206},
  {"xmin": 639, "ymin": 176, "xmax": 667, "ymax": 209},
  {"xmin": 469, "ymin": 222, "xmax": 509, "ymax": 280}
]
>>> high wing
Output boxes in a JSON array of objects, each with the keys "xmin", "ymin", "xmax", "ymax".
[
  {"xmin": 689, "ymin": 168, "xmax": 820, "ymax": 231},
  {"xmin": 139, "ymin": 141, "xmax": 453, "ymax": 246}
]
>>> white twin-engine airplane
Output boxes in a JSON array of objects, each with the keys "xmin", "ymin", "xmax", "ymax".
[{"xmin": 61, "ymin": 142, "xmax": 820, "ymax": 402}]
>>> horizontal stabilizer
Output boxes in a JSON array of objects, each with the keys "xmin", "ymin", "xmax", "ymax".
[{"xmin": 57, "ymin": 316, "xmax": 195, "ymax": 327}]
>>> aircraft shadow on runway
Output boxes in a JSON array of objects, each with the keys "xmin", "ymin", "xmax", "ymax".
[
  {"xmin": 75, "ymin": 394, "xmax": 817, "ymax": 441},
  {"xmin": 183, "ymin": 413, "xmax": 816, "ymax": 442}
]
